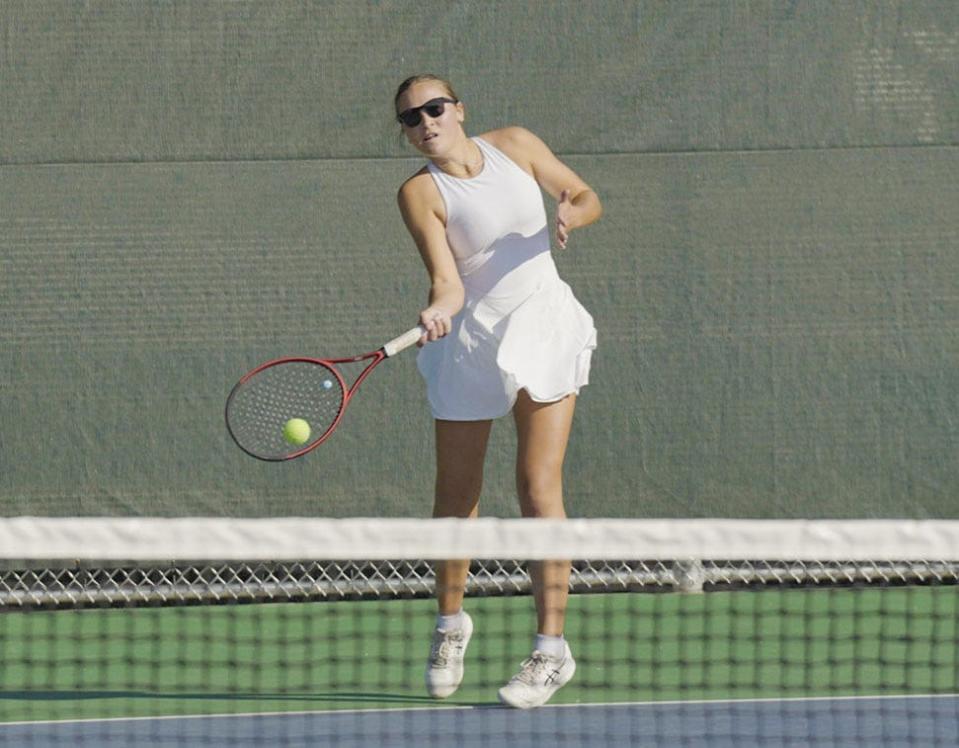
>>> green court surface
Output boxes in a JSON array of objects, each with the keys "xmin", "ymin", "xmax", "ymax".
[{"xmin": 2, "ymin": 586, "xmax": 956, "ymax": 724}]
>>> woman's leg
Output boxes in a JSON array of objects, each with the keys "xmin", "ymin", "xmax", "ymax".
[
  {"xmin": 497, "ymin": 390, "xmax": 578, "ymax": 709},
  {"xmin": 432, "ymin": 418, "xmax": 492, "ymax": 613},
  {"xmin": 512, "ymin": 391, "xmax": 576, "ymax": 636},
  {"xmin": 425, "ymin": 418, "xmax": 492, "ymax": 699}
]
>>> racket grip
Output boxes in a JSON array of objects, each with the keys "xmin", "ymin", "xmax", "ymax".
[{"xmin": 383, "ymin": 326, "xmax": 427, "ymax": 357}]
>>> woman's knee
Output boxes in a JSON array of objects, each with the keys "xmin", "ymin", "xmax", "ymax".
[
  {"xmin": 434, "ymin": 468, "xmax": 484, "ymax": 518},
  {"xmin": 516, "ymin": 469, "xmax": 565, "ymax": 518}
]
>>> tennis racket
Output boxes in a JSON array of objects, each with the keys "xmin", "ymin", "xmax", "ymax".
[{"xmin": 225, "ymin": 326, "xmax": 425, "ymax": 461}]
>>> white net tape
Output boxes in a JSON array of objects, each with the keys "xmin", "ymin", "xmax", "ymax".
[{"xmin": 2, "ymin": 518, "xmax": 957, "ymax": 608}]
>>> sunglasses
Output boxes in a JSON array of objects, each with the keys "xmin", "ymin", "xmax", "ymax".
[{"xmin": 396, "ymin": 97, "xmax": 458, "ymax": 127}]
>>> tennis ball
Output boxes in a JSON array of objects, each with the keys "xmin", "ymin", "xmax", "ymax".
[{"xmin": 283, "ymin": 418, "xmax": 311, "ymax": 446}]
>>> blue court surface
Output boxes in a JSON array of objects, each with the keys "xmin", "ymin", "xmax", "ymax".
[{"xmin": 1, "ymin": 695, "xmax": 957, "ymax": 747}]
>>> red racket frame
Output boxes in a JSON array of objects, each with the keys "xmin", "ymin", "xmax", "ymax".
[{"xmin": 225, "ymin": 326, "xmax": 424, "ymax": 461}]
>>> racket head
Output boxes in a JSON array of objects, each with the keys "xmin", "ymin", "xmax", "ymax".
[{"xmin": 225, "ymin": 358, "xmax": 348, "ymax": 461}]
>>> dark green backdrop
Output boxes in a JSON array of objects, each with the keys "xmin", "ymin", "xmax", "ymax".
[{"xmin": 2, "ymin": 1, "xmax": 957, "ymax": 517}]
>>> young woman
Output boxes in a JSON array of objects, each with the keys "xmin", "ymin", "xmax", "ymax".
[{"xmin": 395, "ymin": 74, "xmax": 602, "ymax": 709}]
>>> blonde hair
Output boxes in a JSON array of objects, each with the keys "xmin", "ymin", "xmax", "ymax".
[{"xmin": 394, "ymin": 74, "xmax": 460, "ymax": 115}]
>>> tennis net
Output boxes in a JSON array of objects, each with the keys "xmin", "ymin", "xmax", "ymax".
[{"xmin": 1, "ymin": 517, "xmax": 957, "ymax": 746}]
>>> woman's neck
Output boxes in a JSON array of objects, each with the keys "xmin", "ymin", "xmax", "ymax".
[{"xmin": 433, "ymin": 137, "xmax": 484, "ymax": 179}]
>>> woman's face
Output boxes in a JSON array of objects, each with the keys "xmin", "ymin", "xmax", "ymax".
[{"xmin": 396, "ymin": 81, "xmax": 465, "ymax": 156}]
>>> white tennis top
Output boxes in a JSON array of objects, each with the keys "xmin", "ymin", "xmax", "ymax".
[{"xmin": 416, "ymin": 136, "xmax": 597, "ymax": 420}]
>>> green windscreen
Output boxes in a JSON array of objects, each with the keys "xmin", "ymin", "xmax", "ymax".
[{"xmin": 2, "ymin": 1, "xmax": 957, "ymax": 517}]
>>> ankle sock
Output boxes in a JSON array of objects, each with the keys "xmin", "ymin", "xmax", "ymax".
[
  {"xmin": 436, "ymin": 610, "xmax": 465, "ymax": 631},
  {"xmin": 533, "ymin": 634, "xmax": 566, "ymax": 659}
]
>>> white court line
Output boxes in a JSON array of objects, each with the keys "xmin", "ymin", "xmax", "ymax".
[{"xmin": 1, "ymin": 692, "xmax": 957, "ymax": 730}]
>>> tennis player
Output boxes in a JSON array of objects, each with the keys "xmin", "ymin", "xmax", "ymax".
[{"xmin": 395, "ymin": 74, "xmax": 602, "ymax": 709}]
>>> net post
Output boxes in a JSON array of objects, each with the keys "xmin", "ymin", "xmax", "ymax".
[{"xmin": 673, "ymin": 558, "xmax": 706, "ymax": 593}]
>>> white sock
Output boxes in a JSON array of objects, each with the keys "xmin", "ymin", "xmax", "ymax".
[
  {"xmin": 534, "ymin": 634, "xmax": 566, "ymax": 659},
  {"xmin": 436, "ymin": 609, "xmax": 465, "ymax": 631}
]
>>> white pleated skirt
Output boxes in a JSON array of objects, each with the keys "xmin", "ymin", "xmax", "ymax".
[{"xmin": 417, "ymin": 265, "xmax": 596, "ymax": 421}]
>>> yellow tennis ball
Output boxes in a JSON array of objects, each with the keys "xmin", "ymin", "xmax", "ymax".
[{"xmin": 283, "ymin": 418, "xmax": 311, "ymax": 446}]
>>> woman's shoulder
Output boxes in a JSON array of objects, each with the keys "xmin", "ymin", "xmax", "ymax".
[
  {"xmin": 397, "ymin": 165, "xmax": 444, "ymax": 219},
  {"xmin": 479, "ymin": 126, "xmax": 543, "ymax": 151},
  {"xmin": 397, "ymin": 165, "xmax": 433, "ymax": 198},
  {"xmin": 479, "ymin": 127, "xmax": 552, "ymax": 175}
]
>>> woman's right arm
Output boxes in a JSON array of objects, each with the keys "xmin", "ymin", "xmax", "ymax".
[{"xmin": 397, "ymin": 173, "xmax": 464, "ymax": 345}]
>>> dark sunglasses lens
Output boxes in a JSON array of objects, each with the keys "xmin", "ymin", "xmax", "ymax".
[
  {"xmin": 399, "ymin": 110, "xmax": 422, "ymax": 127},
  {"xmin": 399, "ymin": 99, "xmax": 451, "ymax": 127}
]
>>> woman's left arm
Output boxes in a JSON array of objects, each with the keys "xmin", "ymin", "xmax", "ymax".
[{"xmin": 491, "ymin": 127, "xmax": 602, "ymax": 248}]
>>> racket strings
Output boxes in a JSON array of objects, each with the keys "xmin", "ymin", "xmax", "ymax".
[{"xmin": 227, "ymin": 362, "xmax": 345, "ymax": 460}]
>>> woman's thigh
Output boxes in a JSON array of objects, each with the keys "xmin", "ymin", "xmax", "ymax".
[
  {"xmin": 512, "ymin": 391, "xmax": 576, "ymax": 517},
  {"xmin": 433, "ymin": 418, "xmax": 493, "ymax": 517}
]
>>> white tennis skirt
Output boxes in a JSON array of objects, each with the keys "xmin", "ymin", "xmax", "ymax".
[{"xmin": 416, "ymin": 270, "xmax": 597, "ymax": 421}]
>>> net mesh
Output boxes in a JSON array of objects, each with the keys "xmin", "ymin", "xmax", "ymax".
[{"xmin": 1, "ymin": 518, "xmax": 957, "ymax": 746}]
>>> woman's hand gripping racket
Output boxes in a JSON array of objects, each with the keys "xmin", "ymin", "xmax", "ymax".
[{"xmin": 225, "ymin": 326, "xmax": 425, "ymax": 461}]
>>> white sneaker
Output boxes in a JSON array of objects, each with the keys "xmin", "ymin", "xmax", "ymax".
[
  {"xmin": 497, "ymin": 642, "xmax": 576, "ymax": 709},
  {"xmin": 425, "ymin": 612, "xmax": 473, "ymax": 698}
]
